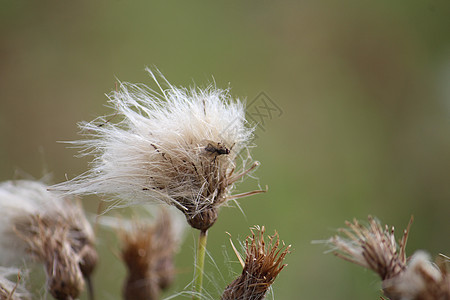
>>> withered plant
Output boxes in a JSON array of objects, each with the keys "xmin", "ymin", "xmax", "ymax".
[
  {"xmin": 327, "ymin": 216, "xmax": 450, "ymax": 300},
  {"xmin": 119, "ymin": 208, "xmax": 180, "ymax": 300},
  {"xmin": 222, "ymin": 226, "xmax": 290, "ymax": 300}
]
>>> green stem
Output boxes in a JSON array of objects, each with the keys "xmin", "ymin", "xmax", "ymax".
[{"xmin": 193, "ymin": 229, "xmax": 208, "ymax": 300}]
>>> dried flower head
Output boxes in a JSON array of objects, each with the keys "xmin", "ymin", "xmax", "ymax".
[
  {"xmin": 15, "ymin": 215, "xmax": 85, "ymax": 300},
  {"xmin": 53, "ymin": 70, "xmax": 263, "ymax": 231},
  {"xmin": 0, "ymin": 180, "xmax": 97, "ymax": 300},
  {"xmin": 0, "ymin": 267, "xmax": 30, "ymax": 300},
  {"xmin": 327, "ymin": 215, "xmax": 450, "ymax": 300},
  {"xmin": 328, "ymin": 215, "xmax": 412, "ymax": 280},
  {"xmin": 119, "ymin": 208, "xmax": 182, "ymax": 300},
  {"xmin": 222, "ymin": 226, "xmax": 290, "ymax": 300}
]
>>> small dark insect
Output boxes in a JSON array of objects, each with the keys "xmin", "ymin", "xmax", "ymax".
[{"xmin": 204, "ymin": 142, "xmax": 230, "ymax": 155}]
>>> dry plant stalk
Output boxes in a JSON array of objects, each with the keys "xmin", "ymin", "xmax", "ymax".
[
  {"xmin": 222, "ymin": 226, "xmax": 290, "ymax": 300},
  {"xmin": 120, "ymin": 209, "xmax": 178, "ymax": 300},
  {"xmin": 329, "ymin": 216, "xmax": 450, "ymax": 300}
]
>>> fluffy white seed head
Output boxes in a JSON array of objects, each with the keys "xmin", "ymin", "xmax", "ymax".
[
  {"xmin": 0, "ymin": 180, "xmax": 95, "ymax": 265},
  {"xmin": 53, "ymin": 70, "xmax": 260, "ymax": 230},
  {"xmin": 0, "ymin": 180, "xmax": 65, "ymax": 265},
  {"xmin": 0, "ymin": 180, "xmax": 97, "ymax": 299}
]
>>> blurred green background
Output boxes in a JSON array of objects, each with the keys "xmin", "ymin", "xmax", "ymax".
[{"xmin": 1, "ymin": 0, "xmax": 450, "ymax": 299}]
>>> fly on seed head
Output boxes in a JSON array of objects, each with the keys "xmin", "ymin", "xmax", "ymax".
[{"xmin": 203, "ymin": 141, "xmax": 233, "ymax": 156}]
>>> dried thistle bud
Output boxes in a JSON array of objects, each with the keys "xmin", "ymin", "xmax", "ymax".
[
  {"xmin": 0, "ymin": 267, "xmax": 30, "ymax": 300},
  {"xmin": 52, "ymin": 69, "xmax": 264, "ymax": 230},
  {"xmin": 0, "ymin": 180, "xmax": 97, "ymax": 300},
  {"xmin": 328, "ymin": 215, "xmax": 412, "ymax": 280},
  {"xmin": 222, "ymin": 226, "xmax": 290, "ymax": 300},
  {"xmin": 327, "ymin": 216, "xmax": 450, "ymax": 300},
  {"xmin": 120, "ymin": 208, "xmax": 182, "ymax": 300}
]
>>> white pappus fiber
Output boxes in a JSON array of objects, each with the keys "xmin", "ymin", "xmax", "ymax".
[{"xmin": 53, "ymin": 69, "xmax": 262, "ymax": 230}]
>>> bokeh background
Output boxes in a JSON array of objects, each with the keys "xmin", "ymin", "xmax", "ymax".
[{"xmin": 1, "ymin": 0, "xmax": 450, "ymax": 299}]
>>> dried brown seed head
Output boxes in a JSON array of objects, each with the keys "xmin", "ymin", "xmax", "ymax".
[
  {"xmin": 329, "ymin": 215, "xmax": 412, "ymax": 280},
  {"xmin": 327, "ymin": 216, "xmax": 450, "ymax": 300},
  {"xmin": 120, "ymin": 208, "xmax": 179, "ymax": 300},
  {"xmin": 14, "ymin": 215, "xmax": 85, "ymax": 300},
  {"xmin": 64, "ymin": 201, "xmax": 98, "ymax": 279},
  {"xmin": 222, "ymin": 226, "xmax": 290, "ymax": 300}
]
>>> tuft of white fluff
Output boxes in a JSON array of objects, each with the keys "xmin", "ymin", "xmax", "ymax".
[
  {"xmin": 0, "ymin": 180, "xmax": 94, "ymax": 266},
  {"xmin": 0, "ymin": 267, "xmax": 30, "ymax": 300},
  {"xmin": 383, "ymin": 251, "xmax": 447, "ymax": 300},
  {"xmin": 52, "ymin": 70, "xmax": 260, "ymax": 229},
  {"xmin": 0, "ymin": 180, "xmax": 64, "ymax": 265}
]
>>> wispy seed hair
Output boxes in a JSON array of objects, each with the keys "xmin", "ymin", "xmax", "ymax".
[{"xmin": 0, "ymin": 267, "xmax": 30, "ymax": 300}]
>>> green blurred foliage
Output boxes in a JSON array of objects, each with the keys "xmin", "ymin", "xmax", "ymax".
[{"xmin": 1, "ymin": 0, "xmax": 450, "ymax": 299}]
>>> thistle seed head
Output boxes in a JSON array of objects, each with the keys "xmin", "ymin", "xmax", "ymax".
[
  {"xmin": 120, "ymin": 208, "xmax": 181, "ymax": 300},
  {"xmin": 15, "ymin": 215, "xmax": 85, "ymax": 300},
  {"xmin": 222, "ymin": 226, "xmax": 290, "ymax": 300},
  {"xmin": 328, "ymin": 215, "xmax": 411, "ymax": 280},
  {"xmin": 0, "ymin": 180, "xmax": 97, "ymax": 299},
  {"xmin": 52, "ymin": 69, "xmax": 263, "ymax": 230},
  {"xmin": 327, "ymin": 216, "xmax": 450, "ymax": 300}
]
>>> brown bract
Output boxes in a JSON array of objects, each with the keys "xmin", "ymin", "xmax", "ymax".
[{"xmin": 222, "ymin": 226, "xmax": 290, "ymax": 300}]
